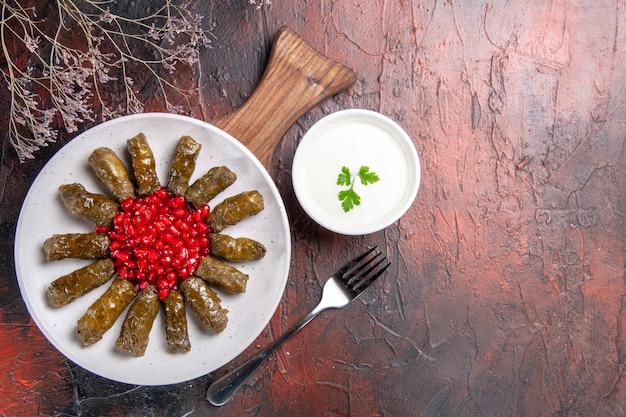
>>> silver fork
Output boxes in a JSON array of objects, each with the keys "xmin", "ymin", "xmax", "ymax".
[{"xmin": 206, "ymin": 246, "xmax": 391, "ymax": 406}]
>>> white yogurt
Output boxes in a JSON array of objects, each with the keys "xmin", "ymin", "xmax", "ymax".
[{"xmin": 292, "ymin": 110, "xmax": 420, "ymax": 235}]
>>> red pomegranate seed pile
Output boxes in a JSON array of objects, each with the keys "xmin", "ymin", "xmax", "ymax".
[{"xmin": 96, "ymin": 188, "xmax": 210, "ymax": 300}]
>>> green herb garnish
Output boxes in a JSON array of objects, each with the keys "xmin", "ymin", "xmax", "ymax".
[{"xmin": 337, "ymin": 165, "xmax": 380, "ymax": 212}]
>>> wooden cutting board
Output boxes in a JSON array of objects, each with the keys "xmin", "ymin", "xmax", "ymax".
[{"xmin": 212, "ymin": 26, "xmax": 357, "ymax": 167}]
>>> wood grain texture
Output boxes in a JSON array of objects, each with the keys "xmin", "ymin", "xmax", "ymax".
[
  {"xmin": 0, "ymin": 1, "xmax": 625, "ymax": 416},
  {"xmin": 213, "ymin": 26, "xmax": 356, "ymax": 166}
]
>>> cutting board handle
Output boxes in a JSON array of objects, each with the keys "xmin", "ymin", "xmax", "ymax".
[{"xmin": 213, "ymin": 26, "xmax": 357, "ymax": 167}]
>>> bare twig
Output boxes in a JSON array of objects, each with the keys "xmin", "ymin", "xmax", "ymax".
[{"xmin": 1, "ymin": 0, "xmax": 211, "ymax": 162}]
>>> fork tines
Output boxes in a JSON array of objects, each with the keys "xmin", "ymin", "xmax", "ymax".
[{"xmin": 338, "ymin": 246, "xmax": 391, "ymax": 297}]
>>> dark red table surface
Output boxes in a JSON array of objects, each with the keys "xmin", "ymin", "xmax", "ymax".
[{"xmin": 2, "ymin": 1, "xmax": 626, "ymax": 416}]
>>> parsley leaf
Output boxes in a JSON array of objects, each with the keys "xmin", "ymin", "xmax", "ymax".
[
  {"xmin": 336, "ymin": 166, "xmax": 352, "ymax": 186},
  {"xmin": 358, "ymin": 165, "xmax": 380, "ymax": 185},
  {"xmin": 338, "ymin": 188, "xmax": 360, "ymax": 212},
  {"xmin": 337, "ymin": 165, "xmax": 380, "ymax": 212}
]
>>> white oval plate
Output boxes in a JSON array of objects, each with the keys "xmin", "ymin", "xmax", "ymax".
[{"xmin": 14, "ymin": 113, "xmax": 291, "ymax": 385}]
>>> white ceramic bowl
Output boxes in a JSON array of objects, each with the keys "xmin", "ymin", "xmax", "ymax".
[{"xmin": 292, "ymin": 109, "xmax": 420, "ymax": 235}]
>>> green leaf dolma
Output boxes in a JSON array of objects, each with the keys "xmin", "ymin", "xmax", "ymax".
[
  {"xmin": 76, "ymin": 277, "xmax": 137, "ymax": 346},
  {"xmin": 180, "ymin": 277, "xmax": 228, "ymax": 334},
  {"xmin": 207, "ymin": 190, "xmax": 264, "ymax": 233},
  {"xmin": 43, "ymin": 232, "xmax": 110, "ymax": 261},
  {"xmin": 88, "ymin": 147, "xmax": 136, "ymax": 201},
  {"xmin": 127, "ymin": 133, "xmax": 161, "ymax": 196},
  {"xmin": 209, "ymin": 233, "xmax": 266, "ymax": 262},
  {"xmin": 185, "ymin": 165, "xmax": 236, "ymax": 208},
  {"xmin": 59, "ymin": 183, "xmax": 120, "ymax": 227},
  {"xmin": 162, "ymin": 289, "xmax": 191, "ymax": 353},
  {"xmin": 47, "ymin": 258, "xmax": 116, "ymax": 307},
  {"xmin": 115, "ymin": 285, "xmax": 161, "ymax": 357},
  {"xmin": 194, "ymin": 256, "xmax": 249, "ymax": 294},
  {"xmin": 167, "ymin": 135, "xmax": 201, "ymax": 196}
]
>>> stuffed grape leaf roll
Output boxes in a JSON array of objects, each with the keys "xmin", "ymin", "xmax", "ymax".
[
  {"xmin": 88, "ymin": 147, "xmax": 136, "ymax": 201},
  {"xmin": 185, "ymin": 166, "xmax": 236, "ymax": 208},
  {"xmin": 167, "ymin": 135, "xmax": 201, "ymax": 196},
  {"xmin": 162, "ymin": 289, "xmax": 191, "ymax": 353},
  {"xmin": 47, "ymin": 258, "xmax": 116, "ymax": 307},
  {"xmin": 194, "ymin": 256, "xmax": 249, "ymax": 294},
  {"xmin": 115, "ymin": 285, "xmax": 160, "ymax": 357},
  {"xmin": 44, "ymin": 232, "xmax": 110, "ymax": 261},
  {"xmin": 180, "ymin": 277, "xmax": 228, "ymax": 334},
  {"xmin": 59, "ymin": 183, "xmax": 120, "ymax": 227},
  {"xmin": 207, "ymin": 190, "xmax": 264, "ymax": 233},
  {"xmin": 76, "ymin": 277, "xmax": 137, "ymax": 346},
  {"xmin": 127, "ymin": 133, "xmax": 161, "ymax": 196},
  {"xmin": 209, "ymin": 233, "xmax": 266, "ymax": 262}
]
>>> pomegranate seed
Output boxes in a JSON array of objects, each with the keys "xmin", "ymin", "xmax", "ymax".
[
  {"xmin": 95, "ymin": 225, "xmax": 108, "ymax": 234},
  {"xmin": 118, "ymin": 266, "xmax": 128, "ymax": 279},
  {"xmin": 125, "ymin": 225, "xmax": 137, "ymax": 237},
  {"xmin": 116, "ymin": 251, "xmax": 130, "ymax": 261},
  {"xmin": 105, "ymin": 187, "xmax": 211, "ymax": 300},
  {"xmin": 172, "ymin": 209, "xmax": 187, "ymax": 218}
]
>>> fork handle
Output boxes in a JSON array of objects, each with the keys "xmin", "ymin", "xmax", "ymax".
[{"xmin": 206, "ymin": 303, "xmax": 329, "ymax": 406}]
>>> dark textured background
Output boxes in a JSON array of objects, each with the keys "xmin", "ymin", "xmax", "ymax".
[{"xmin": 1, "ymin": 1, "xmax": 625, "ymax": 415}]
